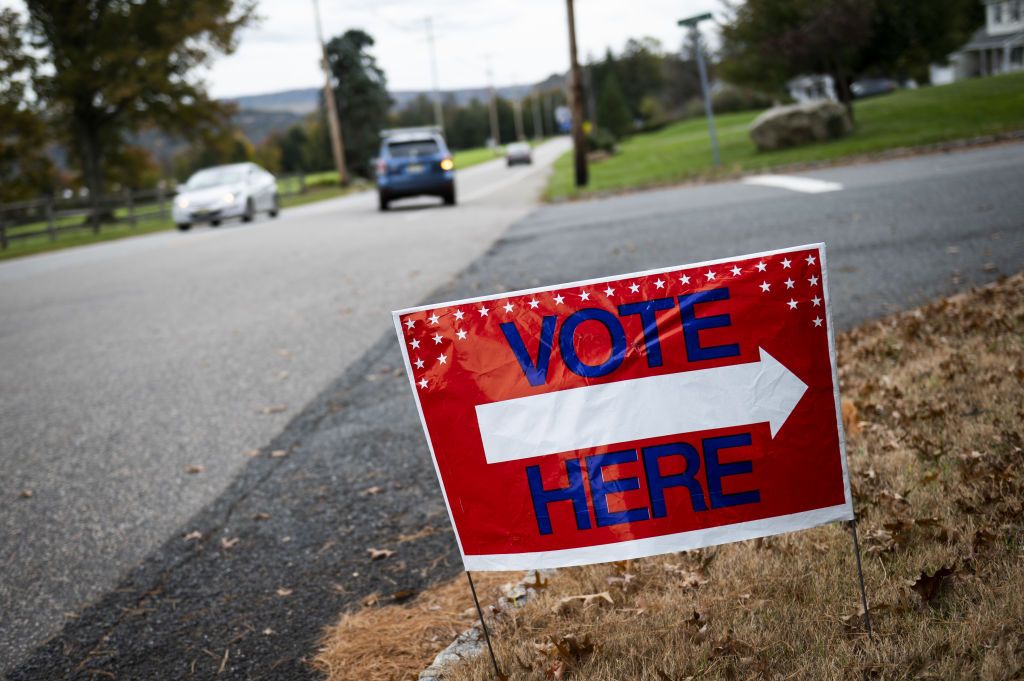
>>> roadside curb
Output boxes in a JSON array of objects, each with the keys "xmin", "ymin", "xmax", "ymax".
[
  {"xmin": 418, "ymin": 569, "xmax": 555, "ymax": 680},
  {"xmin": 545, "ymin": 129, "xmax": 1024, "ymax": 203}
]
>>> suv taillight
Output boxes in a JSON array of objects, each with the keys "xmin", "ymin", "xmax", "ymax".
[{"xmin": 376, "ymin": 159, "xmax": 387, "ymax": 176}]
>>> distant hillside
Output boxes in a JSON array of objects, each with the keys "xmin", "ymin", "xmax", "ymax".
[{"xmin": 228, "ymin": 78, "xmax": 567, "ymax": 117}]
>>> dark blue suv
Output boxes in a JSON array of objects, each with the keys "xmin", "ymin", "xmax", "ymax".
[{"xmin": 375, "ymin": 128, "xmax": 456, "ymax": 211}]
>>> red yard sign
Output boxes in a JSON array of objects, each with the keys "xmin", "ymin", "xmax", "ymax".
[{"xmin": 393, "ymin": 244, "xmax": 852, "ymax": 570}]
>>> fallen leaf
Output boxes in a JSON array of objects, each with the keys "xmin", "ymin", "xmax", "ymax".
[
  {"xmin": 972, "ymin": 528, "xmax": 997, "ymax": 551},
  {"xmin": 276, "ymin": 587, "xmax": 293, "ymax": 597},
  {"xmin": 398, "ymin": 526, "xmax": 436, "ymax": 543},
  {"xmin": 391, "ymin": 588, "xmax": 416, "ymax": 602},
  {"xmin": 258, "ymin": 404, "xmax": 288, "ymax": 415},
  {"xmin": 360, "ymin": 485, "xmax": 383, "ymax": 496},
  {"xmin": 243, "ymin": 449, "xmax": 261, "ymax": 458},
  {"xmin": 552, "ymin": 592, "xmax": 613, "ymax": 615},
  {"xmin": 551, "ymin": 633, "xmax": 595, "ymax": 666},
  {"xmin": 908, "ymin": 566, "xmax": 955, "ymax": 604},
  {"xmin": 841, "ymin": 398, "xmax": 861, "ymax": 436},
  {"xmin": 221, "ymin": 537, "xmax": 239, "ymax": 549},
  {"xmin": 19, "ymin": 489, "xmax": 33, "ymax": 499},
  {"xmin": 254, "ymin": 512, "xmax": 270, "ymax": 521},
  {"xmin": 262, "ymin": 628, "xmax": 274, "ymax": 636},
  {"xmin": 270, "ymin": 449, "xmax": 288, "ymax": 458},
  {"xmin": 361, "ymin": 593, "xmax": 380, "ymax": 607},
  {"xmin": 184, "ymin": 530, "xmax": 202, "ymax": 541},
  {"xmin": 275, "ymin": 348, "xmax": 291, "ymax": 357},
  {"xmin": 368, "ymin": 548, "xmax": 394, "ymax": 560},
  {"xmin": 527, "ymin": 570, "xmax": 549, "ymax": 591},
  {"xmin": 185, "ymin": 464, "xmax": 205, "ymax": 474}
]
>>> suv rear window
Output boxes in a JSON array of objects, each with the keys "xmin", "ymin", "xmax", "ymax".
[{"xmin": 386, "ymin": 140, "xmax": 440, "ymax": 159}]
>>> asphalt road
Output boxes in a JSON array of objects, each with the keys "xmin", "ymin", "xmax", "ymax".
[
  {"xmin": 0, "ymin": 138, "xmax": 570, "ymax": 675},
  {"xmin": 4, "ymin": 141, "xmax": 1023, "ymax": 680}
]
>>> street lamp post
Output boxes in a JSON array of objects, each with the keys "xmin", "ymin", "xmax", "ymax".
[{"xmin": 678, "ymin": 12, "xmax": 720, "ymax": 167}]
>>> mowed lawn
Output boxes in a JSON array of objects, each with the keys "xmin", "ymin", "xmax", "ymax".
[{"xmin": 547, "ymin": 71, "xmax": 1024, "ymax": 199}]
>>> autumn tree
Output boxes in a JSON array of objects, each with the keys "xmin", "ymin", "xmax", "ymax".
[
  {"xmin": 24, "ymin": 0, "xmax": 257, "ymax": 220},
  {"xmin": 325, "ymin": 29, "xmax": 391, "ymax": 177},
  {"xmin": 0, "ymin": 8, "xmax": 54, "ymax": 203}
]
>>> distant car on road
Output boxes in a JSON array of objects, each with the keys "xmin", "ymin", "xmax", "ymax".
[
  {"xmin": 506, "ymin": 142, "xmax": 532, "ymax": 166},
  {"xmin": 173, "ymin": 163, "xmax": 279, "ymax": 231},
  {"xmin": 851, "ymin": 78, "xmax": 897, "ymax": 99},
  {"xmin": 375, "ymin": 128, "xmax": 455, "ymax": 211}
]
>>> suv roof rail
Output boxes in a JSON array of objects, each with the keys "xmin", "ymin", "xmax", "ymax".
[{"xmin": 380, "ymin": 126, "xmax": 443, "ymax": 139}]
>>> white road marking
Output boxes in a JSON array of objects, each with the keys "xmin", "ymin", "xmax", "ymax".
[{"xmin": 743, "ymin": 174, "xmax": 843, "ymax": 194}]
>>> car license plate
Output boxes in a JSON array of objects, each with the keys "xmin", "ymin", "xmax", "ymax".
[{"xmin": 406, "ymin": 164, "xmax": 424, "ymax": 174}]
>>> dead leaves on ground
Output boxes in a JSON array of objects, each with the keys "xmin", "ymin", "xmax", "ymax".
[
  {"xmin": 908, "ymin": 566, "xmax": 956, "ymax": 606},
  {"xmin": 258, "ymin": 404, "xmax": 288, "ymax": 415},
  {"xmin": 367, "ymin": 548, "xmax": 395, "ymax": 561}
]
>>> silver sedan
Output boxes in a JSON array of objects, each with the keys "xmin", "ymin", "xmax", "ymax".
[{"xmin": 173, "ymin": 163, "xmax": 279, "ymax": 231}]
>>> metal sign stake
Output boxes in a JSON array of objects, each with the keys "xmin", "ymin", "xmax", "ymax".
[
  {"xmin": 466, "ymin": 571, "xmax": 504, "ymax": 679},
  {"xmin": 848, "ymin": 518, "xmax": 874, "ymax": 640}
]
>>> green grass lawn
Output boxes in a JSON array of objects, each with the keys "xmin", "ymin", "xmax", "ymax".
[{"xmin": 547, "ymin": 71, "xmax": 1024, "ymax": 200}]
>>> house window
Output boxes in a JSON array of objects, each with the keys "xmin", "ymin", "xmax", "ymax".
[
  {"xmin": 992, "ymin": 2, "xmax": 1003, "ymax": 23},
  {"xmin": 1011, "ymin": 0, "xmax": 1022, "ymax": 21}
]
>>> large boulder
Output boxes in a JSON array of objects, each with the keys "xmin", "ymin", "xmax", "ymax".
[{"xmin": 749, "ymin": 100, "xmax": 852, "ymax": 152}]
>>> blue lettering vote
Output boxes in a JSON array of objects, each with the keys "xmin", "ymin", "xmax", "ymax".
[
  {"xmin": 678, "ymin": 288, "xmax": 740, "ymax": 362},
  {"xmin": 500, "ymin": 316, "xmax": 557, "ymax": 387},
  {"xmin": 558, "ymin": 308, "xmax": 627, "ymax": 378}
]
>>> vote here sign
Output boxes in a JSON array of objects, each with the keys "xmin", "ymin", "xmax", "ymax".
[{"xmin": 393, "ymin": 244, "xmax": 853, "ymax": 571}]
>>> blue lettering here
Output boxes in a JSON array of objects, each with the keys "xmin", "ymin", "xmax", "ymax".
[
  {"xmin": 642, "ymin": 442, "xmax": 708, "ymax": 517},
  {"xmin": 559, "ymin": 308, "xmax": 627, "ymax": 378},
  {"xmin": 703, "ymin": 433, "xmax": 760, "ymax": 509},
  {"xmin": 526, "ymin": 459, "xmax": 592, "ymax": 535},
  {"xmin": 678, "ymin": 287, "xmax": 740, "ymax": 362},
  {"xmin": 500, "ymin": 316, "xmax": 557, "ymax": 387},
  {"xmin": 586, "ymin": 450, "xmax": 650, "ymax": 527}
]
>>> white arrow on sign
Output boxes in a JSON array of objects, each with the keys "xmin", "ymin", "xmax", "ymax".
[{"xmin": 475, "ymin": 347, "xmax": 807, "ymax": 465}]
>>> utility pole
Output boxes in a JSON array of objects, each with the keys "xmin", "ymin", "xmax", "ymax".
[
  {"xmin": 486, "ymin": 56, "xmax": 500, "ymax": 148},
  {"xmin": 425, "ymin": 17, "xmax": 445, "ymax": 136},
  {"xmin": 513, "ymin": 97, "xmax": 525, "ymax": 140},
  {"xmin": 312, "ymin": 0, "xmax": 348, "ymax": 185},
  {"xmin": 531, "ymin": 93, "xmax": 543, "ymax": 140},
  {"xmin": 678, "ymin": 13, "xmax": 720, "ymax": 167},
  {"xmin": 565, "ymin": 0, "xmax": 588, "ymax": 186}
]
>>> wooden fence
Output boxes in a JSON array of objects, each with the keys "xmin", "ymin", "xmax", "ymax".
[{"xmin": 0, "ymin": 171, "xmax": 324, "ymax": 251}]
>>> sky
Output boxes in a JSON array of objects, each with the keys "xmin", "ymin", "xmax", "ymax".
[{"xmin": 2, "ymin": 0, "xmax": 721, "ymax": 97}]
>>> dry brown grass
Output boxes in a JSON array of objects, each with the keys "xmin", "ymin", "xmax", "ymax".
[
  {"xmin": 439, "ymin": 273, "xmax": 1024, "ymax": 681},
  {"xmin": 313, "ymin": 571, "xmax": 520, "ymax": 681}
]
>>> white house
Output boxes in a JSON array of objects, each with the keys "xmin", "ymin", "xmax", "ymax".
[{"xmin": 931, "ymin": 0, "xmax": 1024, "ymax": 83}]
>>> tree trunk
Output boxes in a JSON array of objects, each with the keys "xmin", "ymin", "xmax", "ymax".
[
  {"xmin": 77, "ymin": 125, "xmax": 105, "ymax": 233},
  {"xmin": 832, "ymin": 69, "xmax": 855, "ymax": 124}
]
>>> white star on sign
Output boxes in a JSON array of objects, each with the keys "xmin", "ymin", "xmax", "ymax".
[
  {"xmin": 787, "ymin": 299, "xmax": 798, "ymax": 310},
  {"xmin": 456, "ymin": 329, "xmax": 468, "ymax": 340},
  {"xmin": 418, "ymin": 378, "xmax": 428, "ymax": 389},
  {"xmin": 806, "ymin": 254, "xmax": 817, "ymax": 265},
  {"xmin": 503, "ymin": 302, "xmax": 514, "ymax": 313},
  {"xmin": 730, "ymin": 266, "xmax": 742, "ymax": 276},
  {"xmin": 760, "ymin": 281, "xmax": 771, "ymax": 292},
  {"xmin": 528, "ymin": 299, "xmax": 539, "ymax": 309},
  {"xmin": 811, "ymin": 295, "xmax": 822, "ymax": 307},
  {"xmin": 410, "ymin": 339, "xmax": 421, "ymax": 350},
  {"xmin": 784, "ymin": 278, "xmax": 795, "ymax": 289},
  {"xmin": 628, "ymin": 283, "xmax": 640, "ymax": 294},
  {"xmin": 813, "ymin": 316, "xmax": 823, "ymax": 327},
  {"xmin": 705, "ymin": 270, "xmax": 716, "ymax": 281},
  {"xmin": 404, "ymin": 319, "xmax": 415, "ymax": 330},
  {"xmin": 808, "ymin": 275, "xmax": 819, "ymax": 286},
  {"xmin": 454, "ymin": 309, "xmax": 465, "ymax": 321},
  {"xmin": 579, "ymin": 290, "xmax": 591, "ymax": 301},
  {"xmin": 437, "ymin": 353, "xmax": 447, "ymax": 365},
  {"xmin": 414, "ymin": 358, "xmax": 425, "ymax": 369},
  {"xmin": 428, "ymin": 313, "xmax": 440, "ymax": 325},
  {"xmin": 756, "ymin": 262, "xmax": 767, "ymax": 272},
  {"xmin": 432, "ymin": 333, "xmax": 443, "ymax": 344},
  {"xmin": 781, "ymin": 258, "xmax": 792, "ymax": 269},
  {"xmin": 654, "ymin": 279, "xmax": 665, "ymax": 289},
  {"xmin": 477, "ymin": 306, "xmax": 489, "ymax": 316},
  {"xmin": 603, "ymin": 285, "xmax": 615, "ymax": 297},
  {"xmin": 679, "ymin": 274, "xmax": 691, "ymax": 285},
  {"xmin": 553, "ymin": 294, "xmax": 565, "ymax": 305}
]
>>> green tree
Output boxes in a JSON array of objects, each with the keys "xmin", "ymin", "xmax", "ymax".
[
  {"xmin": 720, "ymin": 0, "xmax": 984, "ymax": 116},
  {"xmin": 325, "ymin": 29, "xmax": 391, "ymax": 178},
  {"xmin": 25, "ymin": 0, "xmax": 257, "ymax": 220},
  {"xmin": 720, "ymin": 0, "xmax": 873, "ymax": 114},
  {"xmin": 597, "ymin": 71, "xmax": 632, "ymax": 138},
  {"xmin": 0, "ymin": 8, "xmax": 54, "ymax": 203}
]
